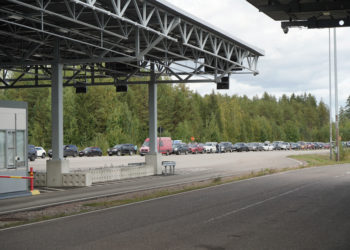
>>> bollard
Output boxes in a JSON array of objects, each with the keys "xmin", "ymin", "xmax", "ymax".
[{"xmin": 30, "ymin": 167, "xmax": 34, "ymax": 191}]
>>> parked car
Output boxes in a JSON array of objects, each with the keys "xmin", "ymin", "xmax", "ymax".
[
  {"xmin": 256, "ymin": 143, "xmax": 264, "ymax": 151},
  {"xmin": 172, "ymin": 143, "xmax": 190, "ymax": 155},
  {"xmin": 79, "ymin": 147, "xmax": 102, "ymax": 157},
  {"xmin": 314, "ymin": 142, "xmax": 324, "ymax": 149},
  {"xmin": 203, "ymin": 142, "xmax": 217, "ymax": 153},
  {"xmin": 262, "ymin": 143, "xmax": 274, "ymax": 151},
  {"xmin": 297, "ymin": 141, "xmax": 307, "ymax": 150},
  {"xmin": 233, "ymin": 143, "xmax": 250, "ymax": 152},
  {"xmin": 108, "ymin": 144, "xmax": 137, "ymax": 156},
  {"xmin": 218, "ymin": 142, "xmax": 234, "ymax": 153},
  {"xmin": 172, "ymin": 140, "xmax": 183, "ymax": 145},
  {"xmin": 188, "ymin": 143, "xmax": 204, "ymax": 154},
  {"xmin": 280, "ymin": 142, "xmax": 291, "ymax": 150},
  {"xmin": 28, "ymin": 144, "xmax": 37, "ymax": 161},
  {"xmin": 140, "ymin": 137, "xmax": 172, "ymax": 156},
  {"xmin": 306, "ymin": 142, "xmax": 315, "ymax": 150},
  {"xmin": 290, "ymin": 143, "xmax": 301, "ymax": 150},
  {"xmin": 35, "ymin": 146, "xmax": 46, "ymax": 158},
  {"xmin": 48, "ymin": 144, "xmax": 78, "ymax": 158},
  {"xmin": 247, "ymin": 143, "xmax": 258, "ymax": 151}
]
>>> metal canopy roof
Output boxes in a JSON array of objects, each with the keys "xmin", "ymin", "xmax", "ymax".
[
  {"xmin": 247, "ymin": 0, "xmax": 350, "ymax": 30},
  {"xmin": 0, "ymin": 0, "xmax": 264, "ymax": 89}
]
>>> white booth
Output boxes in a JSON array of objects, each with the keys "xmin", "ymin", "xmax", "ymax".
[{"xmin": 0, "ymin": 100, "xmax": 28, "ymax": 196}]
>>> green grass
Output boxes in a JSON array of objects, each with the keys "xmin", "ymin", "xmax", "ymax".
[{"xmin": 289, "ymin": 152, "xmax": 350, "ymax": 167}]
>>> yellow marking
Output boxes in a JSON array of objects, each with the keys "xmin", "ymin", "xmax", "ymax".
[{"xmin": 31, "ymin": 190, "xmax": 40, "ymax": 195}]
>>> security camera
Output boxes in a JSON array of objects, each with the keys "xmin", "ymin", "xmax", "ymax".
[{"xmin": 283, "ymin": 27, "xmax": 289, "ymax": 34}]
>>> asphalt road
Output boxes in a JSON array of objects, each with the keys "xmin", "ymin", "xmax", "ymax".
[
  {"xmin": 2, "ymin": 164, "xmax": 350, "ymax": 250},
  {"xmin": 0, "ymin": 150, "xmax": 323, "ymax": 214}
]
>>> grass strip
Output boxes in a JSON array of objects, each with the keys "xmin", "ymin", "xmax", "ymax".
[{"xmin": 289, "ymin": 153, "xmax": 350, "ymax": 167}]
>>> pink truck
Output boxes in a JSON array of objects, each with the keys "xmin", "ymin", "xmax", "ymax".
[{"xmin": 140, "ymin": 137, "xmax": 172, "ymax": 156}]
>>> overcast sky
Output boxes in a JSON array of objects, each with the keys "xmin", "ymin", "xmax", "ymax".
[{"xmin": 170, "ymin": 0, "xmax": 350, "ymax": 109}]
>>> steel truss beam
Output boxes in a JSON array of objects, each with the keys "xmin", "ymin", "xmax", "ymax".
[
  {"xmin": 259, "ymin": 1, "xmax": 350, "ymax": 14},
  {"xmin": 0, "ymin": 0, "xmax": 262, "ymax": 89},
  {"xmin": 282, "ymin": 19, "xmax": 350, "ymax": 29}
]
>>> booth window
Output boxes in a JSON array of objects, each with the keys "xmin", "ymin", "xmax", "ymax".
[
  {"xmin": 16, "ymin": 131, "xmax": 25, "ymax": 167},
  {"xmin": 0, "ymin": 131, "xmax": 5, "ymax": 169},
  {"xmin": 7, "ymin": 131, "xmax": 15, "ymax": 168}
]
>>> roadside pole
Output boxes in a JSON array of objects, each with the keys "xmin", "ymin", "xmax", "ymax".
[
  {"xmin": 334, "ymin": 28, "xmax": 340, "ymax": 161},
  {"xmin": 328, "ymin": 28, "xmax": 333, "ymax": 160}
]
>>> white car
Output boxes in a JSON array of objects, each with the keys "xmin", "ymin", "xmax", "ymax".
[
  {"xmin": 203, "ymin": 142, "xmax": 217, "ymax": 153},
  {"xmin": 262, "ymin": 143, "xmax": 274, "ymax": 151},
  {"xmin": 35, "ymin": 147, "xmax": 46, "ymax": 158}
]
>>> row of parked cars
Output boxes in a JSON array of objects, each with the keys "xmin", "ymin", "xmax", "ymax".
[
  {"xmin": 28, "ymin": 144, "xmax": 103, "ymax": 161},
  {"xmin": 28, "ymin": 139, "xmax": 333, "ymax": 161},
  {"xmin": 141, "ymin": 139, "xmax": 332, "ymax": 155}
]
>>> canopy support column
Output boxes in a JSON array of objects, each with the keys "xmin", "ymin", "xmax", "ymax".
[
  {"xmin": 47, "ymin": 39, "xmax": 69, "ymax": 187},
  {"xmin": 145, "ymin": 62, "xmax": 162, "ymax": 175}
]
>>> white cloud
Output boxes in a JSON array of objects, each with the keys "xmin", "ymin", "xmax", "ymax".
[{"xmin": 170, "ymin": 0, "xmax": 350, "ymax": 109}]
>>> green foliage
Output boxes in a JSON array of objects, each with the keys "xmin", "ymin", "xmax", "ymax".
[{"xmin": 0, "ymin": 74, "xmax": 332, "ymax": 152}]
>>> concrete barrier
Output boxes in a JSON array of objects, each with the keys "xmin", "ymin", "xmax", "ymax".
[
  {"xmin": 87, "ymin": 164, "xmax": 154, "ymax": 183},
  {"xmin": 34, "ymin": 164, "xmax": 154, "ymax": 187}
]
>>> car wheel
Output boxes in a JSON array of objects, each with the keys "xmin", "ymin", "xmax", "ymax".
[
  {"xmin": 99, "ymin": 152, "xmax": 102, "ymax": 156},
  {"xmin": 73, "ymin": 152, "xmax": 77, "ymax": 157},
  {"xmin": 29, "ymin": 156, "xmax": 35, "ymax": 161},
  {"xmin": 41, "ymin": 153, "xmax": 46, "ymax": 159}
]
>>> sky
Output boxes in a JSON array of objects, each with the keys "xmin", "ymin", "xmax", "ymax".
[{"xmin": 170, "ymin": 0, "xmax": 350, "ymax": 109}]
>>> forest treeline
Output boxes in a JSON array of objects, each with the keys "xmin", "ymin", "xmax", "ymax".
[{"xmin": 0, "ymin": 83, "xmax": 333, "ymax": 153}]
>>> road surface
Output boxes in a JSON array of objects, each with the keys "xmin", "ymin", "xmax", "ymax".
[{"xmin": 2, "ymin": 164, "xmax": 350, "ymax": 250}]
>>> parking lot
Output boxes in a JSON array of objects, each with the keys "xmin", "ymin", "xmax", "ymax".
[{"xmin": 30, "ymin": 150, "xmax": 328, "ymax": 177}]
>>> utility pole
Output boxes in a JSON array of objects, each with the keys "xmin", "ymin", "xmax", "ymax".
[
  {"xmin": 334, "ymin": 28, "xmax": 340, "ymax": 161},
  {"xmin": 328, "ymin": 28, "xmax": 333, "ymax": 160}
]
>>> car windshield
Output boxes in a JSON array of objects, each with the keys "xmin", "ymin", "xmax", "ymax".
[
  {"xmin": 84, "ymin": 147, "xmax": 91, "ymax": 151},
  {"xmin": 113, "ymin": 145, "xmax": 122, "ymax": 148},
  {"xmin": 142, "ymin": 141, "xmax": 150, "ymax": 147},
  {"xmin": 205, "ymin": 143, "xmax": 212, "ymax": 146}
]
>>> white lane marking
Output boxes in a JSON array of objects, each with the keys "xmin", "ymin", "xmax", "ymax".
[{"xmin": 205, "ymin": 184, "xmax": 311, "ymax": 224}]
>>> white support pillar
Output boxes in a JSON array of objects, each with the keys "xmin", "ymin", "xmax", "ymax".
[
  {"xmin": 145, "ymin": 62, "xmax": 162, "ymax": 175},
  {"xmin": 51, "ymin": 40, "xmax": 63, "ymax": 161},
  {"xmin": 47, "ymin": 39, "xmax": 69, "ymax": 187}
]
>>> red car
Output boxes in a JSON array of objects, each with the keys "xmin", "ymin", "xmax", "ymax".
[{"xmin": 188, "ymin": 143, "xmax": 204, "ymax": 154}]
